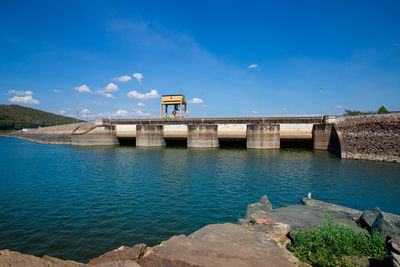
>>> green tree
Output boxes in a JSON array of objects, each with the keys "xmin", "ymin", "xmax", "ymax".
[
  {"xmin": 377, "ymin": 106, "xmax": 389, "ymax": 114},
  {"xmin": 344, "ymin": 109, "xmax": 373, "ymax": 116}
]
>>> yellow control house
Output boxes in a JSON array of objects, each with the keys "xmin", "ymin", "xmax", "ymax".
[{"xmin": 160, "ymin": 95, "xmax": 187, "ymax": 118}]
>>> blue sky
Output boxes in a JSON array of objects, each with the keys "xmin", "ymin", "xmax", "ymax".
[{"xmin": 1, "ymin": 0, "xmax": 399, "ymax": 119}]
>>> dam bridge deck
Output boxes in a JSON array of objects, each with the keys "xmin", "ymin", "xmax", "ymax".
[{"xmin": 110, "ymin": 116, "xmax": 323, "ymax": 125}]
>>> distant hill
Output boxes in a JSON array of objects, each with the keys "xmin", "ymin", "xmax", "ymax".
[{"xmin": 0, "ymin": 104, "xmax": 83, "ymax": 130}]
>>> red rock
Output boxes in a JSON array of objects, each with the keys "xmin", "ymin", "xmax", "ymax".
[
  {"xmin": 88, "ymin": 244, "xmax": 147, "ymax": 266},
  {"xmin": 140, "ymin": 223, "xmax": 299, "ymax": 267}
]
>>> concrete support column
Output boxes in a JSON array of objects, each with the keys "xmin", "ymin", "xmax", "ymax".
[
  {"xmin": 136, "ymin": 124, "xmax": 166, "ymax": 147},
  {"xmin": 246, "ymin": 124, "xmax": 280, "ymax": 149},
  {"xmin": 71, "ymin": 126, "xmax": 119, "ymax": 146},
  {"xmin": 187, "ymin": 124, "xmax": 219, "ymax": 148},
  {"xmin": 312, "ymin": 124, "xmax": 333, "ymax": 150}
]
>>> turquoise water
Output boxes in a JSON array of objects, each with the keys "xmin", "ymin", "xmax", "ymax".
[{"xmin": 0, "ymin": 137, "xmax": 399, "ymax": 262}]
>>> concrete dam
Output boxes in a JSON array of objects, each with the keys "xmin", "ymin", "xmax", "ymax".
[{"xmin": 70, "ymin": 115, "xmax": 343, "ymax": 155}]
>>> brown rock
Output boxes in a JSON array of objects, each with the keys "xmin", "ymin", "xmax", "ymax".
[
  {"xmin": 90, "ymin": 260, "xmax": 141, "ymax": 267},
  {"xmin": 388, "ymin": 236, "xmax": 400, "ymax": 267},
  {"xmin": 0, "ymin": 249, "xmax": 84, "ymax": 267},
  {"xmin": 140, "ymin": 223, "xmax": 299, "ymax": 267},
  {"xmin": 88, "ymin": 244, "xmax": 147, "ymax": 266}
]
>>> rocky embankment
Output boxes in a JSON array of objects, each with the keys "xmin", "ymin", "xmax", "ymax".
[
  {"xmin": 1, "ymin": 196, "xmax": 399, "ymax": 267},
  {"xmin": 337, "ymin": 114, "xmax": 400, "ymax": 163},
  {"xmin": 6, "ymin": 122, "xmax": 96, "ymax": 145}
]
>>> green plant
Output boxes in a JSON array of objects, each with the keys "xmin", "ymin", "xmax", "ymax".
[
  {"xmin": 377, "ymin": 105, "xmax": 389, "ymax": 114},
  {"xmin": 344, "ymin": 109, "xmax": 374, "ymax": 116},
  {"xmin": 287, "ymin": 217, "xmax": 388, "ymax": 266}
]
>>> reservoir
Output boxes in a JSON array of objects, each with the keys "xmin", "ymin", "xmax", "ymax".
[{"xmin": 0, "ymin": 137, "xmax": 399, "ymax": 262}]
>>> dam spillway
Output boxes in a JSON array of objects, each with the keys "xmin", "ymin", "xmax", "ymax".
[{"xmin": 69, "ymin": 116, "xmax": 342, "ymax": 155}]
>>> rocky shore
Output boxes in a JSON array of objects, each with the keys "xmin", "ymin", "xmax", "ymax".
[
  {"xmin": 337, "ymin": 114, "xmax": 400, "ymax": 163},
  {"xmin": 6, "ymin": 122, "xmax": 96, "ymax": 145},
  {"xmin": 1, "ymin": 196, "xmax": 399, "ymax": 267}
]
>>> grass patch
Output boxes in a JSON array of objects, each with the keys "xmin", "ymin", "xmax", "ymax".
[{"xmin": 287, "ymin": 217, "xmax": 388, "ymax": 266}]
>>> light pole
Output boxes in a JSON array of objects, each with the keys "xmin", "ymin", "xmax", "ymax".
[
  {"xmin": 76, "ymin": 91, "xmax": 79, "ymax": 123},
  {"xmin": 262, "ymin": 89, "xmax": 265, "ymax": 124},
  {"xmin": 320, "ymin": 88, "xmax": 323, "ymax": 123}
]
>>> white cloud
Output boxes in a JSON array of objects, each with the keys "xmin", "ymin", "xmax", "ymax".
[
  {"xmin": 81, "ymin": 108, "xmax": 91, "ymax": 114},
  {"xmin": 58, "ymin": 110, "xmax": 66, "ymax": 115},
  {"xmin": 112, "ymin": 109, "xmax": 128, "ymax": 117},
  {"xmin": 132, "ymin": 73, "xmax": 143, "ymax": 83},
  {"xmin": 252, "ymin": 110, "xmax": 258, "ymax": 114},
  {"xmin": 127, "ymin": 89, "xmax": 160, "ymax": 100},
  {"xmin": 189, "ymin": 97, "xmax": 204, "ymax": 104},
  {"xmin": 134, "ymin": 110, "xmax": 150, "ymax": 117},
  {"xmin": 9, "ymin": 95, "xmax": 39, "ymax": 105},
  {"xmin": 53, "ymin": 89, "xmax": 61, "ymax": 93},
  {"xmin": 105, "ymin": 82, "xmax": 119, "ymax": 92},
  {"xmin": 335, "ymin": 105, "xmax": 342, "ymax": 109},
  {"xmin": 137, "ymin": 102, "xmax": 146, "ymax": 107},
  {"xmin": 6, "ymin": 90, "xmax": 33, "ymax": 95},
  {"xmin": 114, "ymin": 75, "xmax": 131, "ymax": 82},
  {"xmin": 248, "ymin": 64, "xmax": 258, "ymax": 69},
  {"xmin": 92, "ymin": 101, "xmax": 101, "ymax": 105},
  {"xmin": 74, "ymin": 84, "xmax": 91, "ymax": 93},
  {"xmin": 97, "ymin": 90, "xmax": 115, "ymax": 99}
]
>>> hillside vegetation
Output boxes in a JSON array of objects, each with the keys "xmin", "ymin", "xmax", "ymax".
[{"xmin": 0, "ymin": 104, "xmax": 83, "ymax": 130}]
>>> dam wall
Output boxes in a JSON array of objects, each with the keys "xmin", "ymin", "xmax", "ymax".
[{"xmin": 8, "ymin": 114, "xmax": 400, "ymax": 162}]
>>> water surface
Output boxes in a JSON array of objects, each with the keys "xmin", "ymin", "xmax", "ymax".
[{"xmin": 0, "ymin": 137, "xmax": 399, "ymax": 262}]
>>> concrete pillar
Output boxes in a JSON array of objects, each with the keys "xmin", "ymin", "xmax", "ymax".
[
  {"xmin": 71, "ymin": 126, "xmax": 119, "ymax": 146},
  {"xmin": 312, "ymin": 124, "xmax": 333, "ymax": 150},
  {"xmin": 187, "ymin": 124, "xmax": 219, "ymax": 148},
  {"xmin": 136, "ymin": 124, "xmax": 166, "ymax": 147},
  {"xmin": 323, "ymin": 115, "xmax": 336, "ymax": 124},
  {"xmin": 246, "ymin": 124, "xmax": 280, "ymax": 149}
]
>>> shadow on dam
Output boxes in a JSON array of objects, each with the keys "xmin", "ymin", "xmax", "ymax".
[{"xmin": 117, "ymin": 137, "xmax": 313, "ymax": 149}]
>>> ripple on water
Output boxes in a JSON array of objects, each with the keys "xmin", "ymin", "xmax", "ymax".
[{"xmin": 0, "ymin": 137, "xmax": 399, "ymax": 262}]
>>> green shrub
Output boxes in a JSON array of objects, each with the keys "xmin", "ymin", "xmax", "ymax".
[
  {"xmin": 344, "ymin": 109, "xmax": 373, "ymax": 116},
  {"xmin": 378, "ymin": 105, "xmax": 389, "ymax": 114},
  {"xmin": 287, "ymin": 217, "xmax": 388, "ymax": 266}
]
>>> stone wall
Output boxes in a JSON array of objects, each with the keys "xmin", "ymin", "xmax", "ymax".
[
  {"xmin": 9, "ymin": 122, "xmax": 96, "ymax": 145},
  {"xmin": 336, "ymin": 114, "xmax": 400, "ymax": 163}
]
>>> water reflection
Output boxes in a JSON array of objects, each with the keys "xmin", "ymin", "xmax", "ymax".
[{"xmin": 0, "ymin": 137, "xmax": 399, "ymax": 263}]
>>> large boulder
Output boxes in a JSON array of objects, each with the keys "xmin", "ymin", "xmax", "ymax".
[
  {"xmin": 372, "ymin": 212, "xmax": 400, "ymax": 240},
  {"xmin": 388, "ymin": 236, "xmax": 400, "ymax": 267},
  {"xmin": 266, "ymin": 205, "xmax": 362, "ymax": 233},
  {"xmin": 245, "ymin": 195, "xmax": 272, "ymax": 221},
  {"xmin": 90, "ymin": 260, "xmax": 141, "ymax": 266},
  {"xmin": 302, "ymin": 198, "xmax": 362, "ymax": 220},
  {"xmin": 140, "ymin": 223, "xmax": 299, "ymax": 267},
  {"xmin": 358, "ymin": 208, "xmax": 400, "ymax": 239},
  {"xmin": 0, "ymin": 249, "xmax": 84, "ymax": 267},
  {"xmin": 357, "ymin": 208, "xmax": 382, "ymax": 231},
  {"xmin": 88, "ymin": 244, "xmax": 147, "ymax": 266}
]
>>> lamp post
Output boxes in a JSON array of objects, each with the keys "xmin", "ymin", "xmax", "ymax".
[
  {"xmin": 76, "ymin": 91, "xmax": 79, "ymax": 123},
  {"xmin": 262, "ymin": 89, "xmax": 265, "ymax": 124},
  {"xmin": 320, "ymin": 88, "xmax": 323, "ymax": 124}
]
